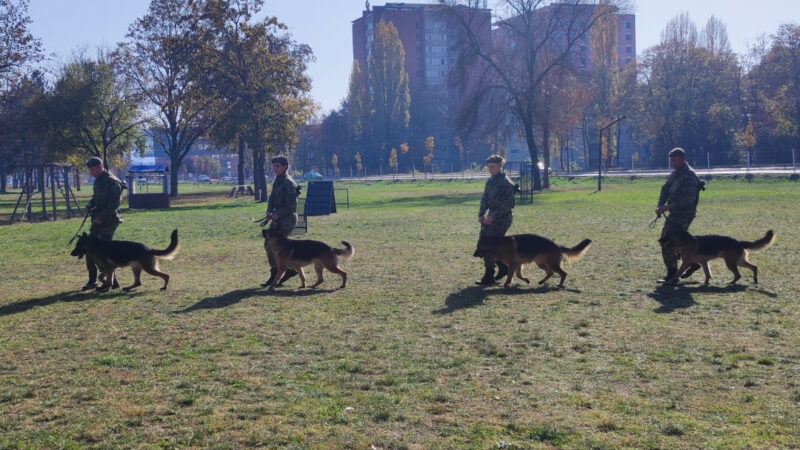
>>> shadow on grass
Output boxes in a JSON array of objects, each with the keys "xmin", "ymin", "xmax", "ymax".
[
  {"xmin": 174, "ymin": 286, "xmax": 337, "ymax": 313},
  {"xmin": 433, "ymin": 283, "xmax": 572, "ymax": 314},
  {"xmin": 0, "ymin": 289, "xmax": 143, "ymax": 316},
  {"xmin": 648, "ymin": 282, "xmax": 755, "ymax": 313}
]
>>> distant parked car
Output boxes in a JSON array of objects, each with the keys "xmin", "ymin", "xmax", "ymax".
[{"xmin": 198, "ymin": 175, "xmax": 211, "ymax": 183}]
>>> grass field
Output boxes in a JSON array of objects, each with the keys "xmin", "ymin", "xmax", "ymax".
[{"xmin": 1, "ymin": 176, "xmax": 799, "ymax": 448}]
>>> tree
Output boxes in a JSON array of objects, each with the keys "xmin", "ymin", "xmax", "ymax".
[
  {"xmin": 41, "ymin": 52, "xmax": 145, "ymax": 169},
  {"xmin": 747, "ymin": 24, "xmax": 800, "ymax": 164},
  {"xmin": 630, "ymin": 13, "xmax": 741, "ymax": 165},
  {"xmin": 0, "ymin": 72, "xmax": 46, "ymax": 192},
  {"xmin": 0, "ymin": 0, "xmax": 42, "ymax": 80},
  {"xmin": 348, "ymin": 21, "xmax": 410, "ymax": 172},
  {"xmin": 444, "ymin": 0, "xmax": 625, "ymax": 190},
  {"xmin": 196, "ymin": 0, "xmax": 313, "ymax": 201},
  {"xmin": 118, "ymin": 0, "xmax": 214, "ymax": 197},
  {"xmin": 321, "ymin": 103, "xmax": 352, "ymax": 176},
  {"xmin": 423, "ymin": 136, "xmax": 435, "ymax": 175},
  {"xmin": 331, "ymin": 153, "xmax": 339, "ymax": 177},
  {"xmin": 389, "ymin": 147, "xmax": 398, "ymax": 175},
  {"xmin": 354, "ymin": 152, "xmax": 363, "ymax": 176},
  {"xmin": 589, "ymin": 0, "xmax": 621, "ymax": 170}
]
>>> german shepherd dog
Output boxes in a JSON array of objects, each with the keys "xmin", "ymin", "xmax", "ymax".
[
  {"xmin": 262, "ymin": 229, "xmax": 354, "ymax": 291},
  {"xmin": 473, "ymin": 234, "xmax": 592, "ymax": 288},
  {"xmin": 71, "ymin": 230, "xmax": 179, "ymax": 291},
  {"xmin": 660, "ymin": 229, "xmax": 775, "ymax": 285}
]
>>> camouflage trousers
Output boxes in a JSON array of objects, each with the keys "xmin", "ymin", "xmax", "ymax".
[
  {"xmin": 660, "ymin": 215, "xmax": 694, "ymax": 270},
  {"xmin": 480, "ymin": 214, "xmax": 513, "ymax": 269},
  {"xmin": 85, "ymin": 221, "xmax": 119, "ymax": 283}
]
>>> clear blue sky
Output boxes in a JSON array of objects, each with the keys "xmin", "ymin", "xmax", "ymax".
[{"xmin": 28, "ymin": 0, "xmax": 800, "ymax": 113}]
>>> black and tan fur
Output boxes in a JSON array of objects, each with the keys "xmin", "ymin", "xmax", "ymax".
[
  {"xmin": 473, "ymin": 234, "xmax": 592, "ymax": 288},
  {"xmin": 262, "ymin": 229, "xmax": 354, "ymax": 291},
  {"xmin": 71, "ymin": 230, "xmax": 179, "ymax": 291},
  {"xmin": 660, "ymin": 229, "xmax": 775, "ymax": 285}
]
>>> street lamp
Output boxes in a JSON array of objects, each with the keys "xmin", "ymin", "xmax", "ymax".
[{"xmin": 597, "ymin": 115, "xmax": 626, "ymax": 191}]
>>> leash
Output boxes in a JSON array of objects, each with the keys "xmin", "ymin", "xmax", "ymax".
[
  {"xmin": 250, "ymin": 214, "xmax": 271, "ymax": 228},
  {"xmin": 648, "ymin": 212, "xmax": 671, "ymax": 229},
  {"xmin": 67, "ymin": 208, "xmax": 91, "ymax": 246}
]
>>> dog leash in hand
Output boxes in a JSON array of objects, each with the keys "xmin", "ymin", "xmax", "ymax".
[
  {"xmin": 250, "ymin": 214, "xmax": 271, "ymax": 228},
  {"xmin": 67, "ymin": 208, "xmax": 91, "ymax": 246},
  {"xmin": 648, "ymin": 213, "xmax": 662, "ymax": 229}
]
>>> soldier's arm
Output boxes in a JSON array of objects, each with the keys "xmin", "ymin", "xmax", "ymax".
[
  {"xmin": 489, "ymin": 182, "xmax": 515, "ymax": 218},
  {"xmin": 657, "ymin": 179, "xmax": 670, "ymax": 206},
  {"xmin": 478, "ymin": 186, "xmax": 489, "ymax": 217}
]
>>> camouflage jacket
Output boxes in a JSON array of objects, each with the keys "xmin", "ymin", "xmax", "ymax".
[
  {"xmin": 88, "ymin": 171, "xmax": 125, "ymax": 225},
  {"xmin": 479, "ymin": 171, "xmax": 515, "ymax": 219},
  {"xmin": 658, "ymin": 163, "xmax": 700, "ymax": 219},
  {"xmin": 267, "ymin": 173, "xmax": 298, "ymax": 229}
]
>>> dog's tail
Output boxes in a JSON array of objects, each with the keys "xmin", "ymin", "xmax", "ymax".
[
  {"xmin": 151, "ymin": 229, "xmax": 180, "ymax": 260},
  {"xmin": 333, "ymin": 240, "xmax": 354, "ymax": 260},
  {"xmin": 742, "ymin": 230, "xmax": 775, "ymax": 251},
  {"xmin": 561, "ymin": 239, "xmax": 592, "ymax": 261}
]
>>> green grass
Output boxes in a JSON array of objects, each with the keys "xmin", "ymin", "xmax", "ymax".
[{"xmin": 1, "ymin": 176, "xmax": 799, "ymax": 448}]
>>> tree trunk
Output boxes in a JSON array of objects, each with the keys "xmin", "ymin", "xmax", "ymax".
[
  {"xmin": 252, "ymin": 149, "xmax": 262, "ymax": 201},
  {"xmin": 0, "ymin": 170, "xmax": 6, "ymax": 194},
  {"xmin": 237, "ymin": 135, "xmax": 246, "ymax": 187},
  {"xmin": 170, "ymin": 154, "xmax": 180, "ymax": 197},
  {"xmin": 542, "ymin": 124, "xmax": 551, "ymax": 189},
  {"xmin": 257, "ymin": 150, "xmax": 268, "ymax": 202},
  {"xmin": 522, "ymin": 124, "xmax": 542, "ymax": 190}
]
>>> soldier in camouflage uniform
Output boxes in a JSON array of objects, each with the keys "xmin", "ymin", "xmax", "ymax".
[
  {"xmin": 82, "ymin": 157, "xmax": 126, "ymax": 290},
  {"xmin": 656, "ymin": 147, "xmax": 703, "ymax": 283},
  {"xmin": 476, "ymin": 154, "xmax": 516, "ymax": 285},
  {"xmin": 261, "ymin": 155, "xmax": 300, "ymax": 287}
]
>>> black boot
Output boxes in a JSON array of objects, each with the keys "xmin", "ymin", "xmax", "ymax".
[
  {"xmin": 261, "ymin": 268, "xmax": 277, "ymax": 287},
  {"xmin": 276, "ymin": 269, "xmax": 298, "ymax": 287},
  {"xmin": 494, "ymin": 261, "xmax": 509, "ymax": 281},
  {"xmin": 657, "ymin": 267, "xmax": 678, "ymax": 284},
  {"xmin": 680, "ymin": 263, "xmax": 701, "ymax": 279},
  {"xmin": 475, "ymin": 267, "xmax": 497, "ymax": 286}
]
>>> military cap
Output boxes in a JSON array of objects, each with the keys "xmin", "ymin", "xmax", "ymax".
[
  {"xmin": 271, "ymin": 155, "xmax": 289, "ymax": 166},
  {"xmin": 486, "ymin": 154, "xmax": 505, "ymax": 165},
  {"xmin": 668, "ymin": 147, "xmax": 686, "ymax": 157},
  {"xmin": 85, "ymin": 157, "xmax": 103, "ymax": 168}
]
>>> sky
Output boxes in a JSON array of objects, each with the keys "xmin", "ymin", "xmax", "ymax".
[{"xmin": 27, "ymin": 0, "xmax": 800, "ymax": 113}]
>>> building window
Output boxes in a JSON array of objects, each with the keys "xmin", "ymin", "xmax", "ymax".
[
  {"xmin": 626, "ymin": 34, "xmax": 631, "ymax": 41},
  {"xmin": 626, "ymin": 22, "xmax": 631, "ymax": 29},
  {"xmin": 626, "ymin": 46, "xmax": 632, "ymax": 53}
]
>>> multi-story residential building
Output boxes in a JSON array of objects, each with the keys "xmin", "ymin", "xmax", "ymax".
[
  {"xmin": 352, "ymin": 2, "xmax": 492, "ymax": 170},
  {"xmin": 352, "ymin": 2, "xmax": 637, "ymax": 171}
]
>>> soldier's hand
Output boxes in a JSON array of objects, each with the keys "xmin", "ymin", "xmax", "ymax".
[
  {"xmin": 483, "ymin": 216, "xmax": 494, "ymax": 225},
  {"xmin": 655, "ymin": 205, "xmax": 669, "ymax": 215}
]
